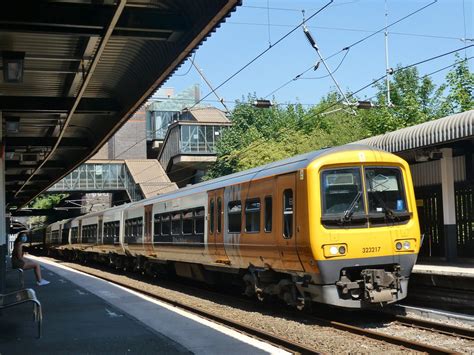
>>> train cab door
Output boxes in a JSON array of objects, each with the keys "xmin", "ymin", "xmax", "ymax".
[
  {"xmin": 208, "ymin": 189, "xmax": 230, "ymax": 265},
  {"xmin": 144, "ymin": 204, "xmax": 153, "ymax": 254},
  {"xmin": 276, "ymin": 173, "xmax": 304, "ymax": 271}
]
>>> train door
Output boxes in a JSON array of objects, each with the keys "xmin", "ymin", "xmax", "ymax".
[
  {"xmin": 208, "ymin": 189, "xmax": 230, "ymax": 264},
  {"xmin": 144, "ymin": 204, "xmax": 153, "ymax": 254},
  {"xmin": 276, "ymin": 173, "xmax": 304, "ymax": 271}
]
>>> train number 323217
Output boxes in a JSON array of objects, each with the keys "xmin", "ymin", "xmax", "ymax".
[{"xmin": 362, "ymin": 246, "xmax": 381, "ymax": 253}]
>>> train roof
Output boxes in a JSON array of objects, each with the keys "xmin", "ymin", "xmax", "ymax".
[
  {"xmin": 70, "ymin": 144, "xmax": 387, "ymax": 220},
  {"xmin": 141, "ymin": 144, "xmax": 386, "ymax": 205}
]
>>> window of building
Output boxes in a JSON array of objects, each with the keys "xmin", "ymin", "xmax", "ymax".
[
  {"xmin": 245, "ymin": 199, "xmax": 261, "ymax": 233},
  {"xmin": 283, "ymin": 189, "xmax": 293, "ymax": 239},
  {"xmin": 228, "ymin": 201, "xmax": 242, "ymax": 233}
]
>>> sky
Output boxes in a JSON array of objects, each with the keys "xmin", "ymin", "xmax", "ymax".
[{"xmin": 164, "ymin": 0, "xmax": 473, "ymax": 109}]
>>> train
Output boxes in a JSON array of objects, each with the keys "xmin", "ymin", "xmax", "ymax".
[{"xmin": 31, "ymin": 144, "xmax": 421, "ymax": 309}]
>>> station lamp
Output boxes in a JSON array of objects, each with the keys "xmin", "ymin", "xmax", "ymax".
[{"xmin": 2, "ymin": 51, "xmax": 25, "ymax": 83}]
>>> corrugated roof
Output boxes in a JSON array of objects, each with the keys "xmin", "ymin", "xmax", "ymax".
[
  {"xmin": 354, "ymin": 110, "xmax": 474, "ymax": 152},
  {"xmin": 184, "ymin": 107, "xmax": 230, "ymax": 123},
  {"xmin": 124, "ymin": 159, "xmax": 177, "ymax": 198}
]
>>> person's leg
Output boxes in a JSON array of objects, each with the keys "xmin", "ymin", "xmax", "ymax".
[{"xmin": 22, "ymin": 260, "xmax": 42, "ymax": 282}]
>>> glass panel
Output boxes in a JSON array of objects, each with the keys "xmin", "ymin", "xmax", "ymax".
[
  {"xmin": 321, "ymin": 167, "xmax": 364, "ymax": 215},
  {"xmin": 182, "ymin": 210, "xmax": 193, "ymax": 235},
  {"xmin": 217, "ymin": 197, "xmax": 222, "ymax": 233},
  {"xmin": 171, "ymin": 213, "xmax": 181, "ymax": 235},
  {"xmin": 210, "ymin": 199, "xmax": 215, "ymax": 234},
  {"xmin": 161, "ymin": 214, "xmax": 170, "ymax": 236},
  {"xmin": 195, "ymin": 208, "xmax": 205, "ymax": 234},
  {"xmin": 365, "ymin": 167, "xmax": 407, "ymax": 213},
  {"xmin": 228, "ymin": 201, "xmax": 242, "ymax": 233},
  {"xmin": 264, "ymin": 196, "xmax": 272, "ymax": 232},
  {"xmin": 245, "ymin": 199, "xmax": 261, "ymax": 233},
  {"xmin": 283, "ymin": 190, "xmax": 293, "ymax": 239}
]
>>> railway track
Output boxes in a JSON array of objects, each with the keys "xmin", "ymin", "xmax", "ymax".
[
  {"xmin": 42, "ymin": 257, "xmax": 465, "ymax": 354},
  {"xmin": 390, "ymin": 314, "xmax": 474, "ymax": 341}
]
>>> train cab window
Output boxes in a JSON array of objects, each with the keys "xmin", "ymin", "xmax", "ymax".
[
  {"xmin": 182, "ymin": 210, "xmax": 193, "ymax": 235},
  {"xmin": 321, "ymin": 168, "xmax": 364, "ymax": 216},
  {"xmin": 245, "ymin": 199, "xmax": 261, "ymax": 233},
  {"xmin": 283, "ymin": 189, "xmax": 294, "ymax": 239},
  {"xmin": 161, "ymin": 214, "xmax": 171, "ymax": 236},
  {"xmin": 195, "ymin": 208, "xmax": 205, "ymax": 234},
  {"xmin": 210, "ymin": 199, "xmax": 215, "ymax": 234},
  {"xmin": 217, "ymin": 197, "xmax": 222, "ymax": 233},
  {"xmin": 365, "ymin": 167, "xmax": 409, "ymax": 223},
  {"xmin": 228, "ymin": 201, "xmax": 242, "ymax": 233},
  {"xmin": 264, "ymin": 196, "xmax": 272, "ymax": 232},
  {"xmin": 171, "ymin": 212, "xmax": 181, "ymax": 235}
]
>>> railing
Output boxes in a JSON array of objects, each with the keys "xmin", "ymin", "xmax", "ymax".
[{"xmin": 48, "ymin": 162, "xmax": 144, "ymax": 201}]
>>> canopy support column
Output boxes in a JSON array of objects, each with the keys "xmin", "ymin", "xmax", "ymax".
[{"xmin": 440, "ymin": 148, "xmax": 457, "ymax": 261}]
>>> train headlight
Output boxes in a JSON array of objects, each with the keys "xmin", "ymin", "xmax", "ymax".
[
  {"xmin": 395, "ymin": 239, "xmax": 416, "ymax": 252},
  {"xmin": 323, "ymin": 244, "xmax": 348, "ymax": 258}
]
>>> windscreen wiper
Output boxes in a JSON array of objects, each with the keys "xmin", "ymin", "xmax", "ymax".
[
  {"xmin": 341, "ymin": 191, "xmax": 362, "ymax": 222},
  {"xmin": 372, "ymin": 191, "xmax": 397, "ymax": 221}
]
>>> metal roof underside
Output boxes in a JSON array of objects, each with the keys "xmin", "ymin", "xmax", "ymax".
[
  {"xmin": 0, "ymin": 0, "xmax": 240, "ymax": 210},
  {"xmin": 354, "ymin": 110, "xmax": 474, "ymax": 153}
]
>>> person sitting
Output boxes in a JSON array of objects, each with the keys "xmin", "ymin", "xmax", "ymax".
[{"xmin": 12, "ymin": 232, "xmax": 50, "ymax": 286}]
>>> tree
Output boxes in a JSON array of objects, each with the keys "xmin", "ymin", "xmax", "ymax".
[
  {"xmin": 362, "ymin": 66, "xmax": 445, "ymax": 136},
  {"xmin": 441, "ymin": 55, "xmax": 474, "ymax": 114}
]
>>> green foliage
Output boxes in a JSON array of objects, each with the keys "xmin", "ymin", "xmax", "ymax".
[
  {"xmin": 27, "ymin": 193, "xmax": 68, "ymax": 227},
  {"xmin": 441, "ymin": 55, "xmax": 474, "ymax": 114}
]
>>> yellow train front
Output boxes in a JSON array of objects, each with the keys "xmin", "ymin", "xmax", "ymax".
[{"xmin": 300, "ymin": 145, "xmax": 420, "ymax": 308}]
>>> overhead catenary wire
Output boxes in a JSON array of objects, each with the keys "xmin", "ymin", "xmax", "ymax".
[
  {"xmin": 263, "ymin": 0, "xmax": 438, "ymax": 98},
  {"xmin": 187, "ymin": 0, "xmax": 334, "ymax": 111},
  {"xmin": 232, "ymin": 45, "xmax": 474, "ymax": 161}
]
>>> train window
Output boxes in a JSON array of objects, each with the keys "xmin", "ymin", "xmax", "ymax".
[
  {"xmin": 171, "ymin": 212, "xmax": 181, "ymax": 235},
  {"xmin": 161, "ymin": 214, "xmax": 171, "ymax": 236},
  {"xmin": 365, "ymin": 167, "xmax": 407, "ymax": 214},
  {"xmin": 283, "ymin": 189, "xmax": 293, "ymax": 239},
  {"xmin": 154, "ymin": 214, "xmax": 161, "ymax": 241},
  {"xmin": 182, "ymin": 210, "xmax": 193, "ymax": 235},
  {"xmin": 264, "ymin": 196, "xmax": 272, "ymax": 232},
  {"xmin": 245, "ymin": 199, "xmax": 261, "ymax": 233},
  {"xmin": 217, "ymin": 197, "xmax": 222, "ymax": 234},
  {"xmin": 195, "ymin": 208, "xmax": 205, "ymax": 234},
  {"xmin": 137, "ymin": 217, "xmax": 143, "ymax": 238},
  {"xmin": 228, "ymin": 201, "xmax": 242, "ymax": 233},
  {"xmin": 321, "ymin": 167, "xmax": 364, "ymax": 216},
  {"xmin": 210, "ymin": 199, "xmax": 215, "ymax": 234}
]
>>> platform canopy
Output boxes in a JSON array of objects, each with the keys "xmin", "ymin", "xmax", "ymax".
[
  {"xmin": 354, "ymin": 110, "xmax": 474, "ymax": 162},
  {"xmin": 0, "ymin": 0, "xmax": 239, "ymax": 210}
]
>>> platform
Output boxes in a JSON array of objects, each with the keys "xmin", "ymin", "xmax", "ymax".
[
  {"xmin": 0, "ymin": 257, "xmax": 287, "ymax": 355},
  {"xmin": 413, "ymin": 263, "xmax": 474, "ymax": 278}
]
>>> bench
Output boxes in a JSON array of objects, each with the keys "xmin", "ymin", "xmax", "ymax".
[{"xmin": 0, "ymin": 288, "xmax": 42, "ymax": 338}]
